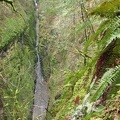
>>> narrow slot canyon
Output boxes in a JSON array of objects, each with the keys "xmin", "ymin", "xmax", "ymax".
[
  {"xmin": 32, "ymin": 0, "xmax": 49, "ymax": 119},
  {"xmin": 0, "ymin": 0, "xmax": 120, "ymax": 120}
]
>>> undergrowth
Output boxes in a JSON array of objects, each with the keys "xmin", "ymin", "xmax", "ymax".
[
  {"xmin": 43, "ymin": 0, "xmax": 120, "ymax": 119},
  {"xmin": 1, "ymin": 43, "xmax": 35, "ymax": 119},
  {"xmin": 0, "ymin": 1, "xmax": 36, "ymax": 119}
]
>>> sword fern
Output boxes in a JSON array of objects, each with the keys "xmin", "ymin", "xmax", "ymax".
[{"xmin": 90, "ymin": 65, "xmax": 120, "ymax": 102}]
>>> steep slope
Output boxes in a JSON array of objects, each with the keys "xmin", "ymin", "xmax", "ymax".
[
  {"xmin": 39, "ymin": 0, "xmax": 120, "ymax": 120},
  {"xmin": 0, "ymin": 1, "xmax": 36, "ymax": 119},
  {"xmin": 1, "ymin": 0, "xmax": 120, "ymax": 120}
]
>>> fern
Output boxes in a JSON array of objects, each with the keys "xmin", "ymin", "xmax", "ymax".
[
  {"xmin": 70, "ymin": 1, "xmax": 120, "ymax": 119},
  {"xmin": 90, "ymin": 65, "xmax": 120, "ymax": 102},
  {"xmin": 90, "ymin": 0, "xmax": 120, "ymax": 18},
  {"xmin": 85, "ymin": 0, "xmax": 120, "ymax": 54},
  {"xmin": 99, "ymin": 17, "xmax": 120, "ymax": 49},
  {"xmin": 71, "ymin": 65, "xmax": 120, "ymax": 120},
  {"xmin": 84, "ymin": 16, "xmax": 120, "ymax": 55},
  {"xmin": 84, "ymin": 19, "xmax": 109, "ymax": 53}
]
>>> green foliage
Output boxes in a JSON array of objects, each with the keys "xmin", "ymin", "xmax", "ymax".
[
  {"xmin": 1, "ymin": 17, "xmax": 25, "ymax": 48},
  {"xmin": 0, "ymin": 1, "xmax": 36, "ymax": 119},
  {"xmin": 90, "ymin": 0, "xmax": 120, "ymax": 18},
  {"xmin": 90, "ymin": 65, "xmax": 120, "ymax": 102},
  {"xmin": 70, "ymin": 65, "xmax": 120, "ymax": 119},
  {"xmin": 70, "ymin": 0, "xmax": 120, "ymax": 119},
  {"xmin": 1, "ymin": 42, "xmax": 35, "ymax": 119},
  {"xmin": 38, "ymin": 0, "xmax": 120, "ymax": 119},
  {"xmin": 0, "ymin": 0, "xmax": 16, "ymax": 11}
]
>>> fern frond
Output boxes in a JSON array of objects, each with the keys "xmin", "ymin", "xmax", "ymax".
[
  {"xmin": 100, "ymin": 17, "xmax": 120, "ymax": 49},
  {"xmin": 90, "ymin": 65, "xmax": 120, "ymax": 102},
  {"xmin": 85, "ymin": 16, "xmax": 120, "ymax": 56},
  {"xmin": 90, "ymin": 0, "xmax": 120, "ymax": 18},
  {"xmin": 84, "ymin": 19, "xmax": 109, "ymax": 53}
]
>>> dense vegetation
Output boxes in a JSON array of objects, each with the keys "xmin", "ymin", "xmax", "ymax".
[
  {"xmin": 39, "ymin": 0, "xmax": 120, "ymax": 119},
  {"xmin": 0, "ymin": 0, "xmax": 120, "ymax": 120},
  {"xmin": 0, "ymin": 1, "xmax": 36, "ymax": 119}
]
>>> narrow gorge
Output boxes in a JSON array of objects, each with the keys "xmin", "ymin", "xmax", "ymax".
[
  {"xmin": 32, "ymin": 0, "xmax": 49, "ymax": 119},
  {"xmin": 0, "ymin": 0, "xmax": 120, "ymax": 120},
  {"xmin": 0, "ymin": 0, "xmax": 49, "ymax": 119}
]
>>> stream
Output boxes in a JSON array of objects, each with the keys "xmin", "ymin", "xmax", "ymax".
[{"xmin": 32, "ymin": 0, "xmax": 49, "ymax": 120}]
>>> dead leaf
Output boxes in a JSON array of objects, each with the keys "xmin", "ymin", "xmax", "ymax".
[{"xmin": 74, "ymin": 95, "xmax": 80, "ymax": 105}]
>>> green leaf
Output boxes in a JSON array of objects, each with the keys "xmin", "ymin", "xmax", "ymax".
[{"xmin": 90, "ymin": 65, "xmax": 120, "ymax": 102}]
